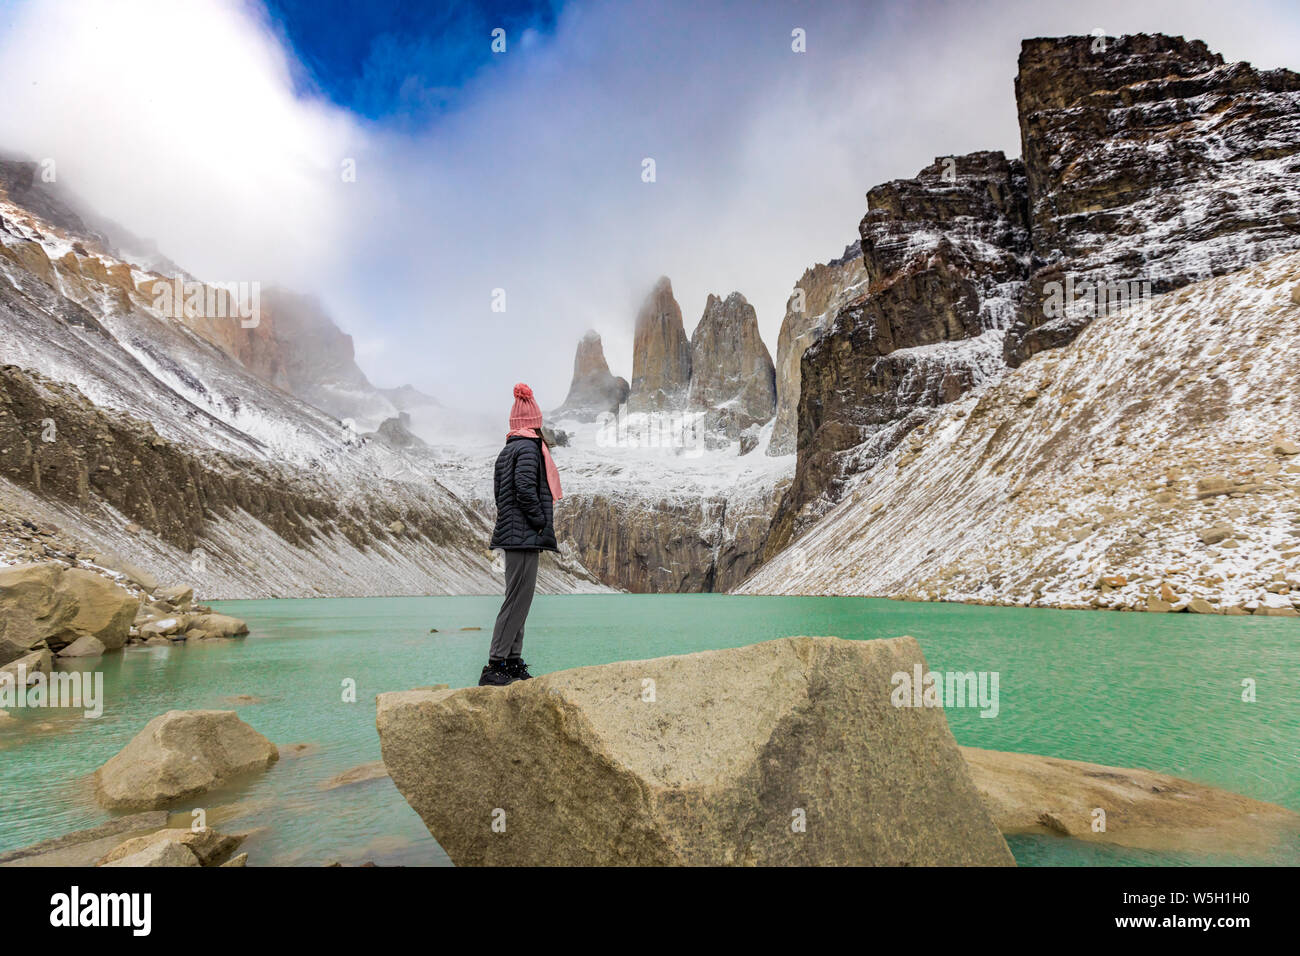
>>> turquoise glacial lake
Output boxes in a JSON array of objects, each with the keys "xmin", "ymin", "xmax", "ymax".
[{"xmin": 2, "ymin": 595, "xmax": 1297, "ymax": 866}]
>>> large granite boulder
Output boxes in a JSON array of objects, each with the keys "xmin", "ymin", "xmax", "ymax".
[
  {"xmin": 0, "ymin": 562, "xmax": 139, "ymax": 664},
  {"xmin": 627, "ymin": 277, "xmax": 691, "ymax": 413},
  {"xmin": 551, "ymin": 330, "xmax": 630, "ymax": 421},
  {"xmin": 377, "ymin": 635, "xmax": 1014, "ymax": 866},
  {"xmin": 687, "ymin": 292, "xmax": 777, "ymax": 442},
  {"xmin": 93, "ymin": 710, "xmax": 279, "ymax": 810},
  {"xmin": 184, "ymin": 612, "xmax": 249, "ymax": 639}
]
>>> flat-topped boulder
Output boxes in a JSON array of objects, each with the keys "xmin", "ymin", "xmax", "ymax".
[
  {"xmin": 93, "ymin": 710, "xmax": 279, "ymax": 810},
  {"xmin": 377, "ymin": 635, "xmax": 1014, "ymax": 866},
  {"xmin": 961, "ymin": 747, "xmax": 1300, "ymax": 853}
]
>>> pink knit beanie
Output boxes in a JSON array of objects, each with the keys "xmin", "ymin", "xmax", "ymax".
[{"xmin": 509, "ymin": 383, "xmax": 543, "ymax": 430}]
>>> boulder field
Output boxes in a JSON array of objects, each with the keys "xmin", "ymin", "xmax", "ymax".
[
  {"xmin": 378, "ymin": 635, "xmax": 1016, "ymax": 866},
  {"xmin": 0, "ymin": 560, "xmax": 248, "ymax": 667}
]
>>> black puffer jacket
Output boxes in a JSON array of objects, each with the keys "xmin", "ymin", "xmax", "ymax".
[{"xmin": 489, "ymin": 435, "xmax": 558, "ymax": 552}]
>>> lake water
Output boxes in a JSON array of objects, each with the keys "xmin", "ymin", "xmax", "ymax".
[{"xmin": 2, "ymin": 595, "xmax": 1297, "ymax": 866}]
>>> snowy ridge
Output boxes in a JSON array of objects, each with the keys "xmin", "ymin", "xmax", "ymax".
[
  {"xmin": 740, "ymin": 252, "xmax": 1300, "ymax": 614},
  {"xmin": 0, "ymin": 191, "xmax": 606, "ymax": 597}
]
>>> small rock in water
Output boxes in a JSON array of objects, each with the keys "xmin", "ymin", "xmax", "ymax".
[{"xmin": 93, "ymin": 710, "xmax": 279, "ymax": 810}]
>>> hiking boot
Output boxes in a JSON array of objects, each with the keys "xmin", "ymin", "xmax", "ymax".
[
  {"xmin": 478, "ymin": 660, "xmax": 517, "ymax": 686},
  {"xmin": 506, "ymin": 658, "xmax": 534, "ymax": 680}
]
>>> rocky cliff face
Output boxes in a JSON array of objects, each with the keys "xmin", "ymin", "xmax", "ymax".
[
  {"xmin": 259, "ymin": 289, "xmax": 398, "ymax": 429},
  {"xmin": 551, "ymin": 330, "xmax": 629, "ymax": 422},
  {"xmin": 687, "ymin": 292, "xmax": 776, "ymax": 442},
  {"xmin": 627, "ymin": 276, "xmax": 691, "ymax": 412},
  {"xmin": 741, "ymin": 250, "xmax": 1300, "ymax": 616},
  {"xmin": 768, "ymin": 243, "xmax": 867, "ymax": 458},
  {"xmin": 555, "ymin": 473, "xmax": 784, "ymax": 593},
  {"xmin": 1004, "ymin": 34, "xmax": 1300, "ymax": 365},
  {"xmin": 765, "ymin": 151, "xmax": 1030, "ymax": 557},
  {"xmin": 761, "ymin": 34, "xmax": 1300, "ymax": 571}
]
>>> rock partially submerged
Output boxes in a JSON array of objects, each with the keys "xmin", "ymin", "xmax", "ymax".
[
  {"xmin": 93, "ymin": 710, "xmax": 279, "ymax": 810},
  {"xmin": 377, "ymin": 635, "xmax": 1014, "ymax": 866},
  {"xmin": 100, "ymin": 839, "xmax": 201, "ymax": 868},
  {"xmin": 320, "ymin": 761, "xmax": 390, "ymax": 791},
  {"xmin": 0, "ymin": 811, "xmax": 169, "ymax": 867},
  {"xmin": 961, "ymin": 747, "xmax": 1300, "ymax": 854},
  {"xmin": 97, "ymin": 826, "xmax": 244, "ymax": 867}
]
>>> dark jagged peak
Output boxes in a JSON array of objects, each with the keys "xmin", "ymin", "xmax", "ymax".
[{"xmin": 366, "ymin": 412, "xmax": 428, "ymax": 451}]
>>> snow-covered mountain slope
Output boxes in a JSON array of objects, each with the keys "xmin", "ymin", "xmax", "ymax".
[
  {"xmin": 0, "ymin": 171, "xmax": 603, "ymax": 598},
  {"xmin": 739, "ymin": 252, "xmax": 1300, "ymax": 615}
]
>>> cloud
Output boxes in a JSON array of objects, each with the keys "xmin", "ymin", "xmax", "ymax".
[
  {"xmin": 2, "ymin": 0, "xmax": 1299, "ymax": 414},
  {"xmin": 0, "ymin": 0, "xmax": 362, "ymax": 291}
]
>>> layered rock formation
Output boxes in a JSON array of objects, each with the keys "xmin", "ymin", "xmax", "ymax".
[
  {"xmin": 760, "ymin": 35, "xmax": 1300, "ymax": 571},
  {"xmin": 0, "ymin": 165, "xmax": 603, "ymax": 597},
  {"xmin": 687, "ymin": 292, "xmax": 776, "ymax": 442},
  {"xmin": 0, "ymin": 363, "xmax": 465, "ymax": 563},
  {"xmin": 258, "ymin": 289, "xmax": 399, "ymax": 429},
  {"xmin": 551, "ymin": 330, "xmax": 629, "ymax": 421},
  {"xmin": 378, "ymin": 635, "xmax": 1014, "ymax": 866},
  {"xmin": 765, "ymin": 151, "xmax": 1030, "ymax": 556},
  {"xmin": 626, "ymin": 277, "xmax": 691, "ymax": 412},
  {"xmin": 1004, "ymin": 34, "xmax": 1300, "ymax": 365},
  {"xmin": 768, "ymin": 243, "xmax": 867, "ymax": 457}
]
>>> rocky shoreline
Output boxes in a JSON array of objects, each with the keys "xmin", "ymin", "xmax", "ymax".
[
  {"xmin": 0, "ymin": 559, "xmax": 250, "ymax": 669},
  {"xmin": 4, "ymin": 632, "xmax": 1293, "ymax": 866}
]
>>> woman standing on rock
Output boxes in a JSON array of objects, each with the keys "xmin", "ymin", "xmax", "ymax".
[{"xmin": 482, "ymin": 383, "xmax": 562, "ymax": 686}]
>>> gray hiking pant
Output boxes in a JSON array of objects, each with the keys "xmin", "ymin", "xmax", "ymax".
[{"xmin": 490, "ymin": 549, "xmax": 539, "ymax": 661}]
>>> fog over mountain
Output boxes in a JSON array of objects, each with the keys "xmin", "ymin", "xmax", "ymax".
[{"xmin": 1, "ymin": 0, "xmax": 1297, "ymax": 411}]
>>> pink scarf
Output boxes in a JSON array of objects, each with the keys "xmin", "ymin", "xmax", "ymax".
[{"xmin": 507, "ymin": 428, "xmax": 563, "ymax": 501}]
